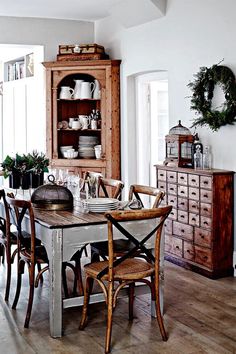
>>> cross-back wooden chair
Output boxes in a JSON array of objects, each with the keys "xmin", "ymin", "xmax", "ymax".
[
  {"xmin": 91, "ymin": 184, "xmax": 165, "ymax": 261},
  {"xmin": 79, "ymin": 206, "xmax": 172, "ymax": 354},
  {"xmin": 6, "ymin": 196, "xmax": 49, "ymax": 328},
  {"xmin": 0, "ymin": 190, "xmax": 19, "ymax": 301}
]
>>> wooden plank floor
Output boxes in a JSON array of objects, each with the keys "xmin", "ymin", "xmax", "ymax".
[{"xmin": 0, "ymin": 258, "xmax": 236, "ymax": 354}]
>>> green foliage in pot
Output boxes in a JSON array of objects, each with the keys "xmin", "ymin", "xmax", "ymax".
[
  {"xmin": 1, "ymin": 155, "xmax": 16, "ymax": 178},
  {"xmin": 27, "ymin": 150, "xmax": 49, "ymax": 174}
]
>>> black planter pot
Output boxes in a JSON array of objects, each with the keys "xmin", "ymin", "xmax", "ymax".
[
  {"xmin": 9, "ymin": 172, "xmax": 21, "ymax": 189},
  {"xmin": 21, "ymin": 173, "xmax": 31, "ymax": 190},
  {"xmin": 30, "ymin": 172, "xmax": 44, "ymax": 188}
]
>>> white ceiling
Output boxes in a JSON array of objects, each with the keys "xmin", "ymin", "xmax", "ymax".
[{"xmin": 0, "ymin": 0, "xmax": 122, "ymax": 21}]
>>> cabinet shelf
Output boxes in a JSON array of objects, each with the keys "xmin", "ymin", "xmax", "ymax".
[
  {"xmin": 57, "ymin": 98, "xmax": 100, "ymax": 102},
  {"xmin": 57, "ymin": 128, "xmax": 101, "ymax": 132}
]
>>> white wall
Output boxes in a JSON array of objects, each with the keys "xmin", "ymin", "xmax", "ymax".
[
  {"xmin": 95, "ymin": 0, "xmax": 236, "ymax": 251},
  {"xmin": 0, "ymin": 16, "xmax": 94, "ymax": 61}
]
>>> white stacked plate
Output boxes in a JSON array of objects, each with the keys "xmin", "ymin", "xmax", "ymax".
[
  {"xmin": 78, "ymin": 136, "xmax": 99, "ymax": 158},
  {"xmin": 83, "ymin": 198, "xmax": 119, "ymax": 212}
]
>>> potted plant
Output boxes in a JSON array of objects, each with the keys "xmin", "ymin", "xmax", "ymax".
[
  {"xmin": 27, "ymin": 151, "xmax": 49, "ymax": 188},
  {"xmin": 1, "ymin": 154, "xmax": 21, "ymax": 189}
]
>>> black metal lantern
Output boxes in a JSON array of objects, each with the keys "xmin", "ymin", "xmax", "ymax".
[{"xmin": 164, "ymin": 120, "xmax": 194, "ymax": 167}]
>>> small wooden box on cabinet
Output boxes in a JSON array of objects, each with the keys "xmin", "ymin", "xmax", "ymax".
[
  {"xmin": 156, "ymin": 164, "xmax": 234, "ymax": 279},
  {"xmin": 42, "ymin": 60, "xmax": 121, "ymax": 179}
]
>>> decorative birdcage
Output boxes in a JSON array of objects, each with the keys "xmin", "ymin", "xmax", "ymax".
[{"xmin": 164, "ymin": 120, "xmax": 194, "ymax": 167}]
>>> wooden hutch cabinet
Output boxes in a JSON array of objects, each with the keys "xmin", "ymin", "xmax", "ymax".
[
  {"xmin": 42, "ymin": 60, "xmax": 121, "ymax": 179},
  {"xmin": 156, "ymin": 164, "xmax": 234, "ymax": 278}
]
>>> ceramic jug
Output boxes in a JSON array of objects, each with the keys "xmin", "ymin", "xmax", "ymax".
[
  {"xmin": 73, "ymin": 79, "xmax": 84, "ymax": 99},
  {"xmin": 78, "ymin": 115, "xmax": 91, "ymax": 129},
  {"xmin": 93, "ymin": 79, "xmax": 101, "ymax": 99},
  {"xmin": 59, "ymin": 86, "xmax": 74, "ymax": 99},
  {"xmin": 80, "ymin": 81, "xmax": 95, "ymax": 99}
]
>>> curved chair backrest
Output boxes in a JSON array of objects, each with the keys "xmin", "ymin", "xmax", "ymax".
[
  {"xmin": 128, "ymin": 184, "xmax": 165, "ymax": 209},
  {"xmin": 6, "ymin": 196, "xmax": 36, "ymax": 263},
  {"xmin": 97, "ymin": 206, "xmax": 172, "ymax": 280},
  {"xmin": 98, "ymin": 177, "xmax": 124, "ymax": 200}
]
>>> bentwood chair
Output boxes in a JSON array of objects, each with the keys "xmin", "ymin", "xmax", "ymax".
[
  {"xmin": 90, "ymin": 184, "xmax": 165, "ymax": 261},
  {"xmin": 6, "ymin": 196, "xmax": 49, "ymax": 328},
  {"xmin": 79, "ymin": 206, "xmax": 172, "ymax": 353}
]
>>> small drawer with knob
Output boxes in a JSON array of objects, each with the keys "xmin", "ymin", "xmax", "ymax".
[
  {"xmin": 183, "ymin": 241, "xmax": 195, "ymax": 261},
  {"xmin": 157, "ymin": 181, "xmax": 166, "ymax": 193},
  {"xmin": 168, "ymin": 195, "xmax": 177, "ymax": 208},
  {"xmin": 200, "ymin": 216, "xmax": 212, "ymax": 230},
  {"xmin": 200, "ymin": 189, "xmax": 212, "ymax": 203},
  {"xmin": 178, "ymin": 197, "xmax": 188, "ymax": 211},
  {"xmin": 168, "ymin": 183, "xmax": 177, "ymax": 195},
  {"xmin": 165, "ymin": 234, "xmax": 183, "ymax": 257},
  {"xmin": 164, "ymin": 219, "xmax": 172, "ymax": 234},
  {"xmin": 188, "ymin": 174, "xmax": 199, "ymax": 187},
  {"xmin": 168, "ymin": 208, "xmax": 177, "ymax": 220},
  {"xmin": 194, "ymin": 227, "xmax": 212, "ymax": 247},
  {"xmin": 200, "ymin": 203, "xmax": 212, "ymax": 217},
  {"xmin": 189, "ymin": 213, "xmax": 200, "ymax": 227},
  {"xmin": 189, "ymin": 187, "xmax": 199, "ymax": 201},
  {"xmin": 173, "ymin": 221, "xmax": 193, "ymax": 241},
  {"xmin": 178, "ymin": 172, "xmax": 188, "ymax": 185},
  {"xmin": 178, "ymin": 185, "xmax": 188, "ymax": 198},
  {"xmin": 167, "ymin": 171, "xmax": 177, "ymax": 183},
  {"xmin": 158, "ymin": 170, "xmax": 166, "ymax": 181},
  {"xmin": 195, "ymin": 245, "xmax": 213, "ymax": 269},
  {"xmin": 200, "ymin": 176, "xmax": 212, "ymax": 190},
  {"xmin": 189, "ymin": 200, "xmax": 199, "ymax": 213},
  {"xmin": 178, "ymin": 210, "xmax": 188, "ymax": 224}
]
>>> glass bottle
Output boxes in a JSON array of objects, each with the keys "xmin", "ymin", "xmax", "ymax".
[
  {"xmin": 194, "ymin": 145, "xmax": 203, "ymax": 169},
  {"xmin": 191, "ymin": 133, "xmax": 203, "ymax": 167},
  {"xmin": 203, "ymin": 146, "xmax": 212, "ymax": 169}
]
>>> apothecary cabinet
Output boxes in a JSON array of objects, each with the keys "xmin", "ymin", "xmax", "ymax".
[{"xmin": 42, "ymin": 60, "xmax": 121, "ymax": 179}]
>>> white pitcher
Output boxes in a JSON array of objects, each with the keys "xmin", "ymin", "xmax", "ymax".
[
  {"xmin": 93, "ymin": 79, "xmax": 101, "ymax": 99},
  {"xmin": 80, "ymin": 82, "xmax": 95, "ymax": 99},
  {"xmin": 59, "ymin": 86, "xmax": 74, "ymax": 99},
  {"xmin": 78, "ymin": 115, "xmax": 91, "ymax": 129},
  {"xmin": 73, "ymin": 79, "xmax": 84, "ymax": 99}
]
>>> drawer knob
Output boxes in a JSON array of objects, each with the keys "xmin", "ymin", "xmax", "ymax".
[
  {"xmin": 191, "ymin": 179, "xmax": 196, "ymax": 182},
  {"xmin": 170, "ymin": 176, "xmax": 174, "ymax": 179},
  {"xmin": 204, "ymin": 221, "xmax": 208, "ymax": 225},
  {"xmin": 180, "ymin": 191, "xmax": 184, "ymax": 194},
  {"xmin": 192, "ymin": 217, "xmax": 196, "ymax": 221},
  {"xmin": 203, "ymin": 181, "xmax": 209, "ymax": 185},
  {"xmin": 176, "ymin": 245, "xmax": 180, "ymax": 249},
  {"xmin": 187, "ymin": 249, "xmax": 190, "ymax": 253},
  {"xmin": 180, "ymin": 176, "xmax": 184, "ymax": 179},
  {"xmin": 192, "ymin": 205, "xmax": 196, "ymax": 208},
  {"xmin": 201, "ymin": 235, "xmax": 205, "ymax": 239},
  {"xmin": 170, "ymin": 200, "xmax": 174, "ymax": 203},
  {"xmin": 181, "ymin": 229, "xmax": 185, "ymax": 233},
  {"xmin": 180, "ymin": 202, "xmax": 184, "ymax": 205},
  {"xmin": 203, "ymin": 194, "xmax": 208, "ymax": 198},
  {"xmin": 180, "ymin": 215, "xmax": 184, "ymax": 218},
  {"xmin": 203, "ymin": 208, "xmax": 208, "ymax": 211},
  {"xmin": 170, "ymin": 188, "xmax": 174, "ymax": 191}
]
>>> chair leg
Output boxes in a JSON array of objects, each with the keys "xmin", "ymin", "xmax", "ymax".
[
  {"xmin": 75, "ymin": 259, "xmax": 84, "ymax": 296},
  {"xmin": 154, "ymin": 275, "xmax": 167, "ymax": 341},
  {"xmin": 128, "ymin": 282, "xmax": 135, "ymax": 320},
  {"xmin": 105, "ymin": 281, "xmax": 113, "ymax": 354},
  {"xmin": 37, "ymin": 263, "xmax": 44, "ymax": 284},
  {"xmin": 12, "ymin": 259, "xmax": 25, "ymax": 309},
  {"xmin": 24, "ymin": 263, "xmax": 35, "ymax": 328},
  {"xmin": 79, "ymin": 276, "xmax": 93, "ymax": 330},
  {"xmin": 5, "ymin": 244, "xmax": 12, "ymax": 301}
]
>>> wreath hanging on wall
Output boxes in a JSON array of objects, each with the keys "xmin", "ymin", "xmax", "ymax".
[{"xmin": 188, "ymin": 62, "xmax": 236, "ymax": 131}]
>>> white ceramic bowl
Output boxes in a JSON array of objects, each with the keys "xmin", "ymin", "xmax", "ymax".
[
  {"xmin": 60, "ymin": 145, "xmax": 73, "ymax": 153},
  {"xmin": 64, "ymin": 151, "xmax": 78, "ymax": 159}
]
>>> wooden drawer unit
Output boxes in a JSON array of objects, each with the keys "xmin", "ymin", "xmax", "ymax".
[
  {"xmin": 178, "ymin": 172, "xmax": 188, "ymax": 185},
  {"xmin": 158, "ymin": 181, "xmax": 166, "ymax": 193},
  {"xmin": 165, "ymin": 234, "xmax": 182, "ymax": 257},
  {"xmin": 183, "ymin": 241, "xmax": 195, "ymax": 261},
  {"xmin": 156, "ymin": 164, "xmax": 234, "ymax": 278}
]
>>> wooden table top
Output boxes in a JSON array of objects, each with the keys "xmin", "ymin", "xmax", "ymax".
[{"xmin": 33, "ymin": 208, "xmax": 107, "ymax": 229}]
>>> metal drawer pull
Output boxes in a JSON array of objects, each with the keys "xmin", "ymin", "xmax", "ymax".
[
  {"xmin": 180, "ymin": 202, "xmax": 184, "ymax": 205},
  {"xmin": 204, "ymin": 221, "xmax": 208, "ymax": 225},
  {"xmin": 191, "ymin": 192, "xmax": 196, "ymax": 195},
  {"xmin": 187, "ymin": 249, "xmax": 190, "ymax": 253},
  {"xmin": 191, "ymin": 179, "xmax": 196, "ymax": 182},
  {"xmin": 203, "ymin": 208, "xmax": 208, "ymax": 211},
  {"xmin": 192, "ymin": 205, "xmax": 196, "ymax": 208},
  {"xmin": 203, "ymin": 256, "xmax": 208, "ymax": 260},
  {"xmin": 203, "ymin": 194, "xmax": 208, "ymax": 198},
  {"xmin": 170, "ymin": 187, "xmax": 174, "ymax": 190},
  {"xmin": 181, "ymin": 229, "xmax": 185, "ymax": 233},
  {"xmin": 192, "ymin": 217, "xmax": 196, "ymax": 221},
  {"xmin": 203, "ymin": 181, "xmax": 209, "ymax": 184},
  {"xmin": 175, "ymin": 245, "xmax": 180, "ymax": 249},
  {"xmin": 170, "ymin": 200, "xmax": 174, "ymax": 203},
  {"xmin": 180, "ymin": 176, "xmax": 184, "ymax": 179},
  {"xmin": 180, "ymin": 215, "xmax": 184, "ymax": 218},
  {"xmin": 160, "ymin": 173, "xmax": 164, "ymax": 177},
  {"xmin": 201, "ymin": 235, "xmax": 204, "ymax": 239},
  {"xmin": 170, "ymin": 176, "xmax": 174, "ymax": 179},
  {"xmin": 180, "ymin": 191, "xmax": 184, "ymax": 194}
]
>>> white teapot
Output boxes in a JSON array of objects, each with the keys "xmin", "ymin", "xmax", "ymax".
[
  {"xmin": 80, "ymin": 82, "xmax": 95, "ymax": 99},
  {"xmin": 73, "ymin": 79, "xmax": 84, "ymax": 99},
  {"xmin": 59, "ymin": 86, "xmax": 74, "ymax": 99}
]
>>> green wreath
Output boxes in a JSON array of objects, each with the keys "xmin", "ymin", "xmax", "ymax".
[{"xmin": 188, "ymin": 63, "xmax": 236, "ymax": 131}]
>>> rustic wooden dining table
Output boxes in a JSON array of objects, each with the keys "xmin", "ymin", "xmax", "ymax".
[{"xmin": 0, "ymin": 194, "xmax": 165, "ymax": 338}]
